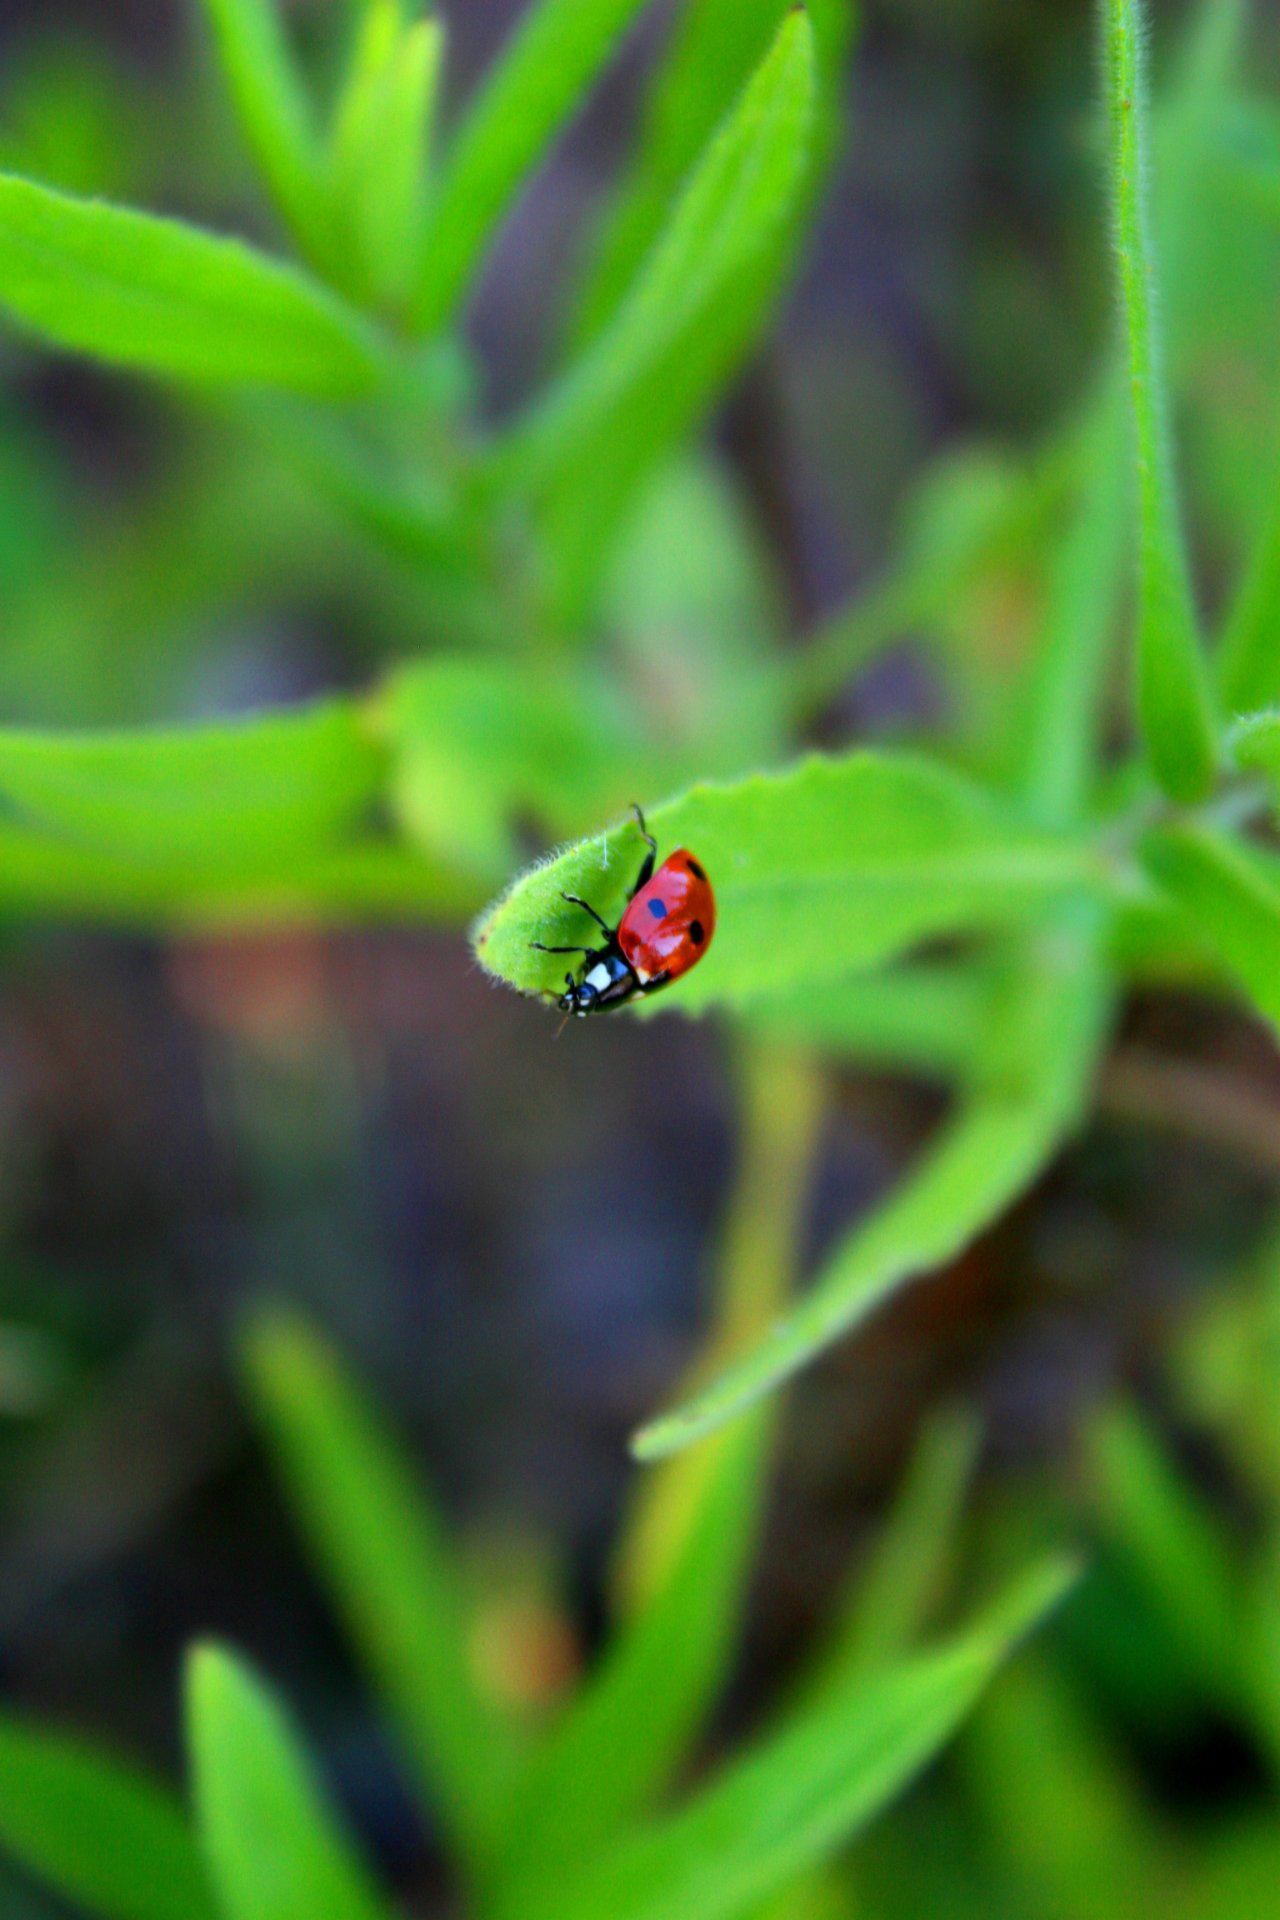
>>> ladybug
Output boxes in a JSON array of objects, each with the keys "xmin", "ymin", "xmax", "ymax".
[{"xmin": 533, "ymin": 806, "xmax": 716, "ymax": 1017}]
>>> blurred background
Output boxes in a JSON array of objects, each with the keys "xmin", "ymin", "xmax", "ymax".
[{"xmin": 3, "ymin": 2, "xmax": 1280, "ymax": 1915}]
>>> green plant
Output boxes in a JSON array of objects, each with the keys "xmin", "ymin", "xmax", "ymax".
[{"xmin": 0, "ymin": 0, "xmax": 1278, "ymax": 1908}]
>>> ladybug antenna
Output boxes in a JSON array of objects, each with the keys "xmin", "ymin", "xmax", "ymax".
[
  {"xmin": 555, "ymin": 1012, "xmax": 571, "ymax": 1040},
  {"xmin": 630, "ymin": 802, "xmax": 656, "ymax": 856}
]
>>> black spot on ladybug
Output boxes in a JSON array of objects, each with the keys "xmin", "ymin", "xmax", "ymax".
[
  {"xmin": 647, "ymin": 898, "xmax": 667, "ymax": 920},
  {"xmin": 689, "ymin": 919, "xmax": 705, "ymax": 945},
  {"xmin": 687, "ymin": 858, "xmax": 706, "ymax": 880}
]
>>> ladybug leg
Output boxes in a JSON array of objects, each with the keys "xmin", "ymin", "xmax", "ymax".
[
  {"xmin": 561, "ymin": 892, "xmax": 613, "ymax": 937},
  {"xmin": 530, "ymin": 941, "xmax": 592, "ymax": 956},
  {"xmin": 628, "ymin": 804, "xmax": 658, "ymax": 896}
]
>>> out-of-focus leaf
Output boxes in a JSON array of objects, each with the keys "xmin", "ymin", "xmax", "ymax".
[
  {"xmin": 241, "ymin": 1309, "xmax": 523, "ymax": 1878},
  {"xmin": 0, "ymin": 702, "xmax": 384, "ymax": 861},
  {"xmin": 187, "ymin": 1645, "xmax": 393, "ymax": 1920},
  {"xmin": 746, "ymin": 962, "xmax": 994, "ymax": 1083},
  {"xmin": 410, "ymin": 0, "xmax": 653, "ymax": 332},
  {"xmin": 1102, "ymin": 0, "xmax": 1217, "ymax": 801},
  {"xmin": 1228, "ymin": 710, "xmax": 1280, "ymax": 804},
  {"xmin": 0, "ymin": 173, "xmax": 386, "ymax": 396},
  {"xmin": 571, "ymin": 0, "xmax": 853, "ymax": 345},
  {"xmin": 474, "ymin": 754, "xmax": 1103, "ymax": 1013},
  {"xmin": 633, "ymin": 921, "xmax": 1110, "ymax": 1456},
  {"xmin": 1088, "ymin": 1402, "xmax": 1241, "ymax": 1709},
  {"xmin": 502, "ymin": 9, "xmax": 819, "ymax": 616},
  {"xmin": 496, "ymin": 1555, "xmax": 1079, "ymax": 1920},
  {"xmin": 0, "ymin": 1714, "xmax": 215, "ymax": 1920},
  {"xmin": 1219, "ymin": 475, "xmax": 1280, "ymax": 717},
  {"xmin": 964, "ymin": 1652, "xmax": 1166, "ymax": 1918},
  {"xmin": 198, "ymin": 0, "xmax": 332, "ymax": 265},
  {"xmin": 804, "ymin": 1407, "xmax": 981, "ymax": 1687},
  {"xmin": 1141, "ymin": 823, "xmax": 1280, "ymax": 1036},
  {"xmin": 0, "ymin": 825, "xmax": 475, "ymax": 928},
  {"xmin": 330, "ymin": 4, "xmax": 442, "ymax": 308}
]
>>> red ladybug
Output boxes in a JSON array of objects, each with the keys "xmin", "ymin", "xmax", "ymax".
[{"xmin": 533, "ymin": 807, "xmax": 716, "ymax": 1016}]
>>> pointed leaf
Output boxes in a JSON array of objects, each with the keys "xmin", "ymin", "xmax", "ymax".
[
  {"xmin": 497, "ymin": 1555, "xmax": 1079, "ymax": 1920},
  {"xmin": 473, "ymin": 754, "xmax": 1103, "ymax": 1015},
  {"xmin": 634, "ymin": 925, "xmax": 1110, "ymax": 1455},
  {"xmin": 0, "ymin": 1714, "xmax": 214, "ymax": 1920},
  {"xmin": 187, "ymin": 1646, "xmax": 393, "ymax": 1920},
  {"xmin": 198, "ymin": 0, "xmax": 332, "ymax": 264},
  {"xmin": 330, "ymin": 6, "xmax": 442, "ymax": 307},
  {"xmin": 241, "ymin": 1309, "xmax": 522, "ymax": 1876},
  {"xmin": 411, "ymin": 0, "xmax": 653, "ymax": 332},
  {"xmin": 1102, "ymin": 0, "xmax": 1218, "ymax": 800},
  {"xmin": 0, "ymin": 173, "xmax": 386, "ymax": 395}
]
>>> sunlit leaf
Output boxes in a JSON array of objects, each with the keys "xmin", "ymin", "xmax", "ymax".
[
  {"xmin": 1141, "ymin": 822, "xmax": 1280, "ymax": 1035},
  {"xmin": 0, "ymin": 172, "xmax": 386, "ymax": 395},
  {"xmin": 474, "ymin": 754, "xmax": 1103, "ymax": 1015}
]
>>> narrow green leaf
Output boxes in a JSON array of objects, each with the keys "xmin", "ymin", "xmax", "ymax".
[
  {"xmin": 0, "ymin": 173, "xmax": 386, "ymax": 396},
  {"xmin": 498, "ymin": 1554, "xmax": 1079, "ymax": 1920},
  {"xmin": 241, "ymin": 1309, "xmax": 522, "ymax": 1877},
  {"xmin": 198, "ymin": 0, "xmax": 332, "ymax": 265},
  {"xmin": 806, "ymin": 1407, "xmax": 981, "ymax": 1686},
  {"xmin": 1088, "ymin": 1403, "xmax": 1241, "ymax": 1709},
  {"xmin": 410, "ymin": 0, "xmax": 653, "ymax": 333},
  {"xmin": 500, "ymin": 1415, "xmax": 771, "ymax": 1889},
  {"xmin": 187, "ymin": 1645, "xmax": 393, "ymax": 1920},
  {"xmin": 0, "ymin": 1714, "xmax": 215, "ymax": 1920},
  {"xmin": 1142, "ymin": 822, "xmax": 1280, "ymax": 1035},
  {"xmin": 571, "ymin": 0, "xmax": 852, "ymax": 346},
  {"xmin": 634, "ymin": 925, "xmax": 1109, "ymax": 1456},
  {"xmin": 0, "ymin": 701, "xmax": 384, "ymax": 861},
  {"xmin": 1017, "ymin": 388, "xmax": 1130, "ymax": 826},
  {"xmin": 330, "ymin": 5, "xmax": 443, "ymax": 308},
  {"xmin": 502, "ymin": 8, "xmax": 818, "ymax": 613},
  {"xmin": 474, "ymin": 754, "xmax": 1103, "ymax": 1014},
  {"xmin": 1103, "ymin": 0, "xmax": 1218, "ymax": 801}
]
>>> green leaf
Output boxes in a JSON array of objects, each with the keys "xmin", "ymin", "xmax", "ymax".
[
  {"xmin": 241, "ymin": 1309, "xmax": 523, "ymax": 1878},
  {"xmin": 745, "ymin": 962, "xmax": 995, "ymax": 1084},
  {"xmin": 0, "ymin": 701, "xmax": 384, "ymax": 862},
  {"xmin": 497, "ymin": 1554, "xmax": 1079, "ymax": 1920},
  {"xmin": 1102, "ymin": 0, "xmax": 1218, "ymax": 801},
  {"xmin": 410, "ymin": 0, "xmax": 653, "ymax": 333},
  {"xmin": 187, "ymin": 1645, "xmax": 393, "ymax": 1920},
  {"xmin": 1088, "ymin": 1403, "xmax": 1241, "ymax": 1709},
  {"xmin": 473, "ymin": 753, "xmax": 1103, "ymax": 1014},
  {"xmin": 570, "ymin": 0, "xmax": 853, "ymax": 346},
  {"xmin": 198, "ymin": 0, "xmax": 333, "ymax": 266},
  {"xmin": 500, "ymin": 1414, "xmax": 772, "ymax": 1890},
  {"xmin": 1016, "ymin": 388, "xmax": 1130, "ymax": 826},
  {"xmin": 1230, "ymin": 709, "xmax": 1280, "ymax": 806},
  {"xmin": 0, "ymin": 826, "xmax": 475, "ymax": 928},
  {"xmin": 330, "ymin": 5, "xmax": 442, "ymax": 308},
  {"xmin": 501, "ymin": 8, "xmax": 819, "ymax": 614},
  {"xmin": 0, "ymin": 1713, "xmax": 215, "ymax": 1920},
  {"xmin": 634, "ymin": 923, "xmax": 1110, "ymax": 1456},
  {"xmin": 806, "ymin": 1407, "xmax": 981, "ymax": 1686},
  {"xmin": 0, "ymin": 172, "xmax": 386, "ymax": 396},
  {"xmin": 1141, "ymin": 822, "xmax": 1280, "ymax": 1035}
]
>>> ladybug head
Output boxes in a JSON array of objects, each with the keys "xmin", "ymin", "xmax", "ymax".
[{"xmin": 557, "ymin": 972, "xmax": 595, "ymax": 1016}]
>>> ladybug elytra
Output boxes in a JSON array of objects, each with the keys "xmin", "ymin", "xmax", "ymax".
[{"xmin": 533, "ymin": 806, "xmax": 716, "ymax": 1017}]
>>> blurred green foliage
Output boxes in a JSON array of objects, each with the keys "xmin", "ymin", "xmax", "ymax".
[{"xmin": 0, "ymin": 0, "xmax": 1278, "ymax": 1913}]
